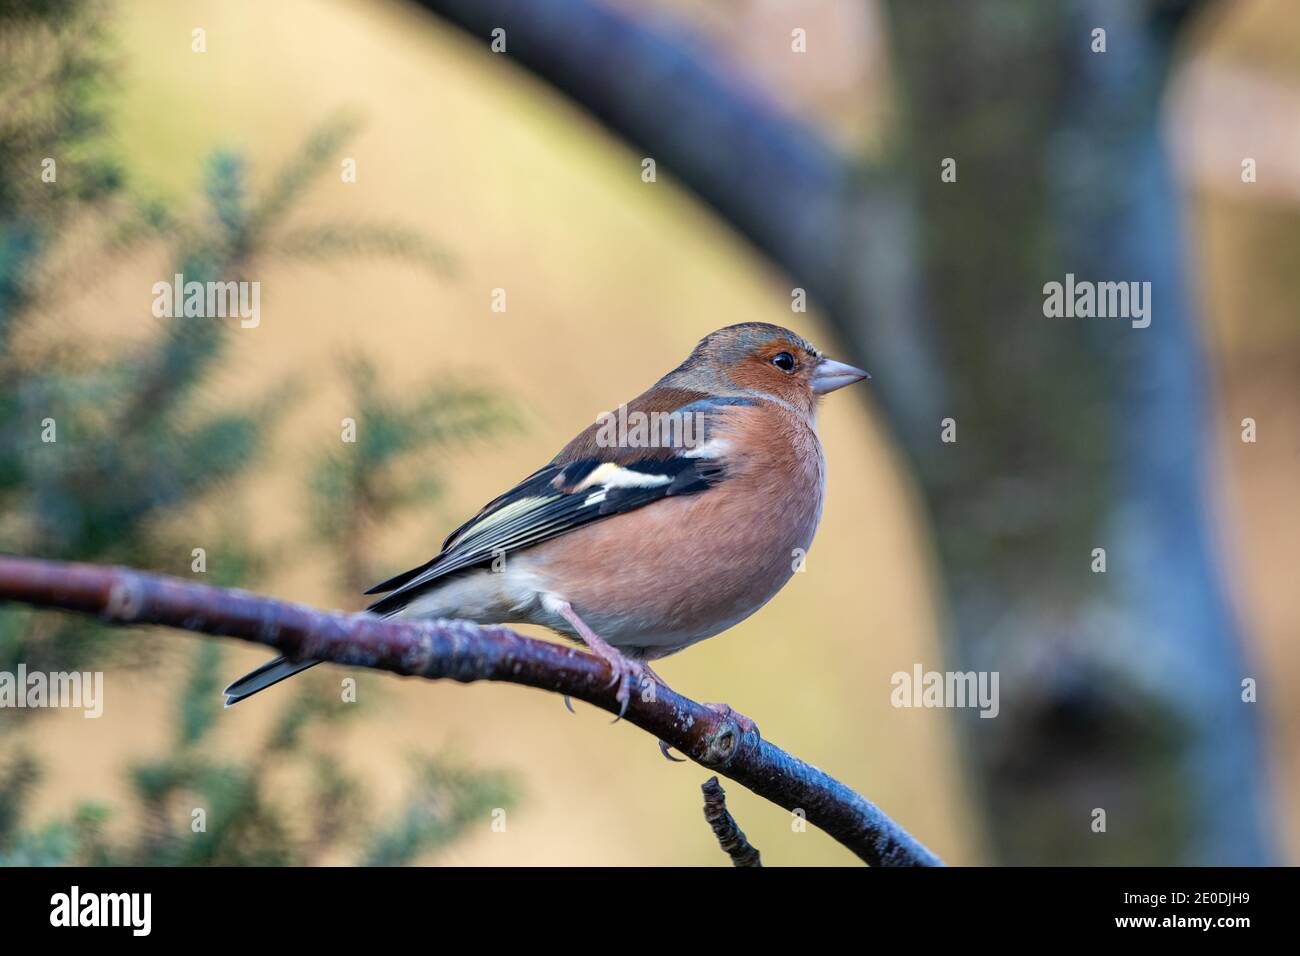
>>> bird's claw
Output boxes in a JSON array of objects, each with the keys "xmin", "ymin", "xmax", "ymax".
[
  {"xmin": 703, "ymin": 702, "xmax": 760, "ymax": 737},
  {"xmin": 608, "ymin": 660, "xmax": 643, "ymax": 723},
  {"xmin": 658, "ymin": 739, "xmax": 686, "ymax": 762},
  {"xmin": 563, "ymin": 694, "xmax": 575, "ymax": 714}
]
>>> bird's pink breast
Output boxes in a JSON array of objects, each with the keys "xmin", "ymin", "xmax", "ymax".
[{"xmin": 524, "ymin": 405, "xmax": 825, "ymax": 657}]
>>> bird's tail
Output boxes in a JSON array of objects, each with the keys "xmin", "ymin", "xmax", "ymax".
[
  {"xmin": 222, "ymin": 656, "xmax": 321, "ymax": 707},
  {"xmin": 223, "ymin": 598, "xmax": 411, "ymax": 705}
]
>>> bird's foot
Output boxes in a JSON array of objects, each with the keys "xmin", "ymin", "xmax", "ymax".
[
  {"xmin": 595, "ymin": 648, "xmax": 643, "ymax": 721},
  {"xmin": 702, "ymin": 702, "xmax": 760, "ymax": 737},
  {"xmin": 563, "ymin": 661, "xmax": 663, "ymax": 716},
  {"xmin": 553, "ymin": 600, "xmax": 643, "ymax": 721}
]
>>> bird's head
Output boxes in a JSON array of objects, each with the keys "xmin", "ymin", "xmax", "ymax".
[{"xmin": 663, "ymin": 322, "xmax": 869, "ymax": 417}]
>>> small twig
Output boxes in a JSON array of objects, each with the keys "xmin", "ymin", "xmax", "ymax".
[
  {"xmin": 702, "ymin": 776, "xmax": 761, "ymax": 867},
  {"xmin": 0, "ymin": 556, "xmax": 943, "ymax": 866}
]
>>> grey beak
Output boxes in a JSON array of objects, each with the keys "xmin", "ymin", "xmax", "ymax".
[{"xmin": 810, "ymin": 357, "xmax": 870, "ymax": 395}]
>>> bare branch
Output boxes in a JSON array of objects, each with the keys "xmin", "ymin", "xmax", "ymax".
[
  {"xmin": 0, "ymin": 556, "xmax": 942, "ymax": 867},
  {"xmin": 701, "ymin": 776, "xmax": 761, "ymax": 867}
]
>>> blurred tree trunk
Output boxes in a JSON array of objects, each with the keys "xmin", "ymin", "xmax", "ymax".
[
  {"xmin": 877, "ymin": 0, "xmax": 1269, "ymax": 864},
  {"xmin": 413, "ymin": 0, "xmax": 1272, "ymax": 863}
]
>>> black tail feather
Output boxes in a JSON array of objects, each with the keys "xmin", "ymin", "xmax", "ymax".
[
  {"xmin": 223, "ymin": 656, "xmax": 322, "ymax": 706},
  {"xmin": 363, "ymin": 559, "xmax": 438, "ymax": 595}
]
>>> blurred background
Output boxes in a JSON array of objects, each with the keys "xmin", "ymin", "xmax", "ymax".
[{"xmin": 0, "ymin": 0, "xmax": 1295, "ymax": 866}]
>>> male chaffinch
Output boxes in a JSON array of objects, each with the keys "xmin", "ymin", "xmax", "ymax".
[{"xmin": 224, "ymin": 322, "xmax": 868, "ymax": 716}]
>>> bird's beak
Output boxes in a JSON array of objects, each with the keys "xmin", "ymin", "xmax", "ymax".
[{"xmin": 811, "ymin": 357, "xmax": 870, "ymax": 395}]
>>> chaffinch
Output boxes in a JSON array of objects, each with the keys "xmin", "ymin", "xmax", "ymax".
[{"xmin": 224, "ymin": 323, "xmax": 868, "ymax": 715}]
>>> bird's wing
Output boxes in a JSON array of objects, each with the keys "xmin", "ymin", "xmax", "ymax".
[{"xmin": 364, "ymin": 392, "xmax": 749, "ymax": 616}]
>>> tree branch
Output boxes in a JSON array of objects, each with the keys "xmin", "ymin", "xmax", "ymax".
[
  {"xmin": 701, "ymin": 775, "xmax": 761, "ymax": 867},
  {"xmin": 0, "ymin": 555, "xmax": 941, "ymax": 867}
]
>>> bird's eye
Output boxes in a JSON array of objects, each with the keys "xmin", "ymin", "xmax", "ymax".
[{"xmin": 772, "ymin": 351, "xmax": 796, "ymax": 372}]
